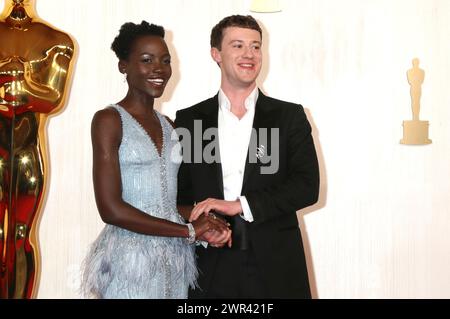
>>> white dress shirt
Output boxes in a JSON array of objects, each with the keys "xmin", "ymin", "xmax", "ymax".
[{"xmin": 218, "ymin": 88, "xmax": 258, "ymax": 223}]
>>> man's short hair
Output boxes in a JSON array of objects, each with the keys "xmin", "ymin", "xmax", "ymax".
[{"xmin": 210, "ymin": 15, "xmax": 262, "ymax": 50}]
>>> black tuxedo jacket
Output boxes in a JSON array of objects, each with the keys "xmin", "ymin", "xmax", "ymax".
[{"xmin": 175, "ymin": 90, "xmax": 320, "ymax": 298}]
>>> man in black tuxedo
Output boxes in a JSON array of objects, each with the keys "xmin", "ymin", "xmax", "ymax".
[{"xmin": 175, "ymin": 15, "xmax": 319, "ymax": 298}]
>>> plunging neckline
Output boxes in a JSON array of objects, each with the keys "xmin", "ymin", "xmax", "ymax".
[{"xmin": 115, "ymin": 104, "xmax": 165, "ymax": 158}]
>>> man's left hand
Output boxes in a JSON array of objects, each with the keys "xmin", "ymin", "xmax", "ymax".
[{"xmin": 189, "ymin": 198, "xmax": 242, "ymax": 222}]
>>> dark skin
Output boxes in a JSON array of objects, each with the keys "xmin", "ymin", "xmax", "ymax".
[{"xmin": 91, "ymin": 35, "xmax": 229, "ymax": 239}]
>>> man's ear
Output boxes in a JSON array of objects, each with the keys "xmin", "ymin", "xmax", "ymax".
[{"xmin": 210, "ymin": 47, "xmax": 222, "ymax": 64}]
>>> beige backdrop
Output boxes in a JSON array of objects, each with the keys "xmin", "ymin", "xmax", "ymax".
[{"xmin": 24, "ymin": 0, "xmax": 450, "ymax": 298}]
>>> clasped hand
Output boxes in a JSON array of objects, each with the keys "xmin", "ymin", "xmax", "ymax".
[{"xmin": 189, "ymin": 199, "xmax": 243, "ymax": 248}]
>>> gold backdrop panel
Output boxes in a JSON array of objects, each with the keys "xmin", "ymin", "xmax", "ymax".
[{"xmin": 0, "ymin": 0, "xmax": 76, "ymax": 298}]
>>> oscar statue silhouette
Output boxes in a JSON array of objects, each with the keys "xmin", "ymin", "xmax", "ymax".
[{"xmin": 400, "ymin": 58, "xmax": 432, "ymax": 145}]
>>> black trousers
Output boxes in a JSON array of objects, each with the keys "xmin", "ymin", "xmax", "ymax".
[{"xmin": 191, "ymin": 247, "xmax": 269, "ymax": 299}]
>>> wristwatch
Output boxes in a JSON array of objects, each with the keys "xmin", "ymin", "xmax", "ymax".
[{"xmin": 186, "ymin": 223, "xmax": 196, "ymax": 244}]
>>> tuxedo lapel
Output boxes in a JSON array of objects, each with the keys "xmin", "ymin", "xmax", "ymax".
[
  {"xmin": 199, "ymin": 94, "xmax": 224, "ymax": 199},
  {"xmin": 242, "ymin": 91, "xmax": 277, "ymax": 189}
]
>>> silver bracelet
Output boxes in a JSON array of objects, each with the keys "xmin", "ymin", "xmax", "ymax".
[{"xmin": 186, "ymin": 223, "xmax": 196, "ymax": 244}]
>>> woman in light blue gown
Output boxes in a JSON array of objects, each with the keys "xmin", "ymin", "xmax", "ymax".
[{"xmin": 81, "ymin": 21, "xmax": 230, "ymax": 299}]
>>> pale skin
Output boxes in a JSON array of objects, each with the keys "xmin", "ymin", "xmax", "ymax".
[{"xmin": 189, "ymin": 27, "xmax": 263, "ymax": 229}]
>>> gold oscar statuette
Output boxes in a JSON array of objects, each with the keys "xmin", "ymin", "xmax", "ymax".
[
  {"xmin": 0, "ymin": 0, "xmax": 76, "ymax": 298},
  {"xmin": 400, "ymin": 58, "xmax": 432, "ymax": 145}
]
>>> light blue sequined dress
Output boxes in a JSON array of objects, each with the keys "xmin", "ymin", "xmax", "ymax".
[{"xmin": 81, "ymin": 105, "xmax": 196, "ymax": 299}]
